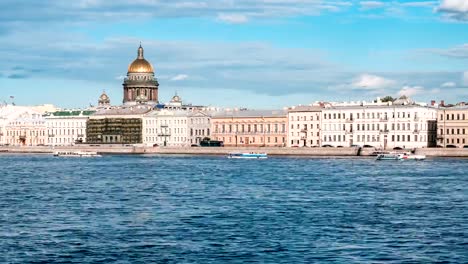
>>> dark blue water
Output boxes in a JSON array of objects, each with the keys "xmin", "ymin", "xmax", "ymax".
[{"xmin": 1, "ymin": 154, "xmax": 467, "ymax": 263}]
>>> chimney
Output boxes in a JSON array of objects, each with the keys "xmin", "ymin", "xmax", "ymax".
[
  {"xmin": 431, "ymin": 100, "xmax": 435, "ymax": 106},
  {"xmin": 440, "ymin": 100, "xmax": 445, "ymax": 107}
]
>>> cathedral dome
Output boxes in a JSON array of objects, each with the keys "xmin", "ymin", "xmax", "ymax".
[{"xmin": 127, "ymin": 45, "xmax": 154, "ymax": 73}]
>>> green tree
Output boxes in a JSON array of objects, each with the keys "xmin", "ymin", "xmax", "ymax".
[{"xmin": 381, "ymin": 96, "xmax": 395, "ymax": 102}]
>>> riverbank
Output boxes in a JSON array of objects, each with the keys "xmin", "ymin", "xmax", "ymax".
[{"xmin": 2, "ymin": 145, "xmax": 468, "ymax": 157}]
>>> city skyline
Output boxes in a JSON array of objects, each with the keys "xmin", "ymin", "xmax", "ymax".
[{"xmin": 0, "ymin": 0, "xmax": 467, "ymax": 108}]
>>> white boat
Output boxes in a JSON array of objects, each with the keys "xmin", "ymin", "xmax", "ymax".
[
  {"xmin": 376, "ymin": 152, "xmax": 425, "ymax": 161},
  {"xmin": 53, "ymin": 151, "xmax": 101, "ymax": 157},
  {"xmin": 227, "ymin": 152, "xmax": 268, "ymax": 159},
  {"xmin": 398, "ymin": 153, "xmax": 426, "ymax": 160}
]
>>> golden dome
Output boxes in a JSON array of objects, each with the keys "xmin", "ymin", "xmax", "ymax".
[{"xmin": 127, "ymin": 45, "xmax": 154, "ymax": 73}]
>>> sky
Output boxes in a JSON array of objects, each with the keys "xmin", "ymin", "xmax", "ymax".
[{"xmin": 0, "ymin": 0, "xmax": 467, "ymax": 109}]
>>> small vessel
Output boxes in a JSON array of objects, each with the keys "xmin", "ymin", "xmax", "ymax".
[
  {"xmin": 53, "ymin": 151, "xmax": 101, "ymax": 157},
  {"xmin": 399, "ymin": 153, "xmax": 426, "ymax": 160},
  {"xmin": 227, "ymin": 152, "xmax": 268, "ymax": 159},
  {"xmin": 376, "ymin": 152, "xmax": 425, "ymax": 161}
]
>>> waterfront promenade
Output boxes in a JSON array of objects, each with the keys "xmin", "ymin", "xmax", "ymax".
[{"xmin": 2, "ymin": 146, "xmax": 468, "ymax": 157}]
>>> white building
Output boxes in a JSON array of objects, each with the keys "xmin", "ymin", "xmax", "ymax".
[
  {"xmin": 0, "ymin": 105, "xmax": 47, "ymax": 146},
  {"xmin": 143, "ymin": 109, "xmax": 210, "ymax": 147},
  {"xmin": 287, "ymin": 106, "xmax": 322, "ymax": 147},
  {"xmin": 44, "ymin": 110, "xmax": 95, "ymax": 146},
  {"xmin": 321, "ymin": 98, "xmax": 437, "ymax": 149}
]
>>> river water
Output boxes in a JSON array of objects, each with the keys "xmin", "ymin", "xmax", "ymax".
[{"xmin": 1, "ymin": 154, "xmax": 467, "ymax": 263}]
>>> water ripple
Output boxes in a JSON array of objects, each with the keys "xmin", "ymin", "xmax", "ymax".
[{"xmin": 0, "ymin": 155, "xmax": 467, "ymax": 263}]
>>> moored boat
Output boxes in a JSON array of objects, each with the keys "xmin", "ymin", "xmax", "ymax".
[
  {"xmin": 227, "ymin": 152, "xmax": 268, "ymax": 159},
  {"xmin": 376, "ymin": 152, "xmax": 425, "ymax": 161},
  {"xmin": 53, "ymin": 151, "xmax": 101, "ymax": 157}
]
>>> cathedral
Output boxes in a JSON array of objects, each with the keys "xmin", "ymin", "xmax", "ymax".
[{"xmin": 122, "ymin": 44, "xmax": 159, "ymax": 105}]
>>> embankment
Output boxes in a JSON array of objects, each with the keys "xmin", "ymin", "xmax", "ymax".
[
  {"xmin": 2, "ymin": 146, "xmax": 468, "ymax": 157},
  {"xmin": 0, "ymin": 146, "xmax": 359, "ymax": 156}
]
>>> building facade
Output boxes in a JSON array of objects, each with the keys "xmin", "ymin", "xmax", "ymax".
[
  {"xmin": 287, "ymin": 106, "xmax": 322, "ymax": 147},
  {"xmin": 86, "ymin": 105, "xmax": 152, "ymax": 144},
  {"xmin": 143, "ymin": 109, "xmax": 210, "ymax": 147},
  {"xmin": 437, "ymin": 106, "xmax": 468, "ymax": 148},
  {"xmin": 211, "ymin": 110, "xmax": 287, "ymax": 147},
  {"xmin": 0, "ymin": 105, "xmax": 47, "ymax": 146},
  {"xmin": 123, "ymin": 45, "xmax": 159, "ymax": 105},
  {"xmin": 44, "ymin": 110, "xmax": 95, "ymax": 146},
  {"xmin": 321, "ymin": 103, "xmax": 437, "ymax": 149}
]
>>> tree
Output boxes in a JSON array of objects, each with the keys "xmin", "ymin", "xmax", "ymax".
[{"xmin": 381, "ymin": 96, "xmax": 395, "ymax": 102}]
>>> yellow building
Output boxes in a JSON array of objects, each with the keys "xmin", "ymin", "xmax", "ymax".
[
  {"xmin": 211, "ymin": 110, "xmax": 287, "ymax": 147},
  {"xmin": 437, "ymin": 106, "xmax": 468, "ymax": 148}
]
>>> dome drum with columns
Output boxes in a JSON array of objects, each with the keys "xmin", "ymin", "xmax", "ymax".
[{"xmin": 123, "ymin": 44, "xmax": 159, "ymax": 105}]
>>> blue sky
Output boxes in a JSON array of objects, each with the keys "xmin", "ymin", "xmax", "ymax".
[{"xmin": 0, "ymin": 0, "xmax": 467, "ymax": 109}]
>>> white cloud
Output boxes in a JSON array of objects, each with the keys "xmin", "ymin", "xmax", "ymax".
[
  {"xmin": 463, "ymin": 71, "xmax": 468, "ymax": 86},
  {"xmin": 360, "ymin": 1, "xmax": 385, "ymax": 10},
  {"xmin": 398, "ymin": 85, "xmax": 424, "ymax": 97},
  {"xmin": 171, "ymin": 74, "xmax": 189, "ymax": 81},
  {"xmin": 352, "ymin": 74, "xmax": 395, "ymax": 89},
  {"xmin": 427, "ymin": 43, "xmax": 468, "ymax": 59},
  {"xmin": 441, "ymin": 81, "xmax": 456, "ymax": 87},
  {"xmin": 401, "ymin": 1, "xmax": 436, "ymax": 8},
  {"xmin": 437, "ymin": 0, "xmax": 468, "ymax": 21},
  {"xmin": 217, "ymin": 13, "xmax": 249, "ymax": 24}
]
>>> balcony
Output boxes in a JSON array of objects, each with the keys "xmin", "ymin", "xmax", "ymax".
[
  {"xmin": 300, "ymin": 129, "xmax": 307, "ymax": 133},
  {"xmin": 158, "ymin": 133, "xmax": 171, "ymax": 137},
  {"xmin": 413, "ymin": 129, "xmax": 420, "ymax": 134},
  {"xmin": 345, "ymin": 118, "xmax": 354, "ymax": 123},
  {"xmin": 345, "ymin": 130, "xmax": 353, "ymax": 134},
  {"xmin": 414, "ymin": 117, "xmax": 420, "ymax": 121},
  {"xmin": 380, "ymin": 117, "xmax": 388, "ymax": 122},
  {"xmin": 379, "ymin": 129, "xmax": 389, "ymax": 134}
]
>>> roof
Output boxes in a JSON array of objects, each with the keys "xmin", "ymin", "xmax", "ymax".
[
  {"xmin": 93, "ymin": 105, "xmax": 153, "ymax": 116},
  {"xmin": 322, "ymin": 104, "xmax": 436, "ymax": 111},
  {"xmin": 288, "ymin": 106, "xmax": 323, "ymax": 113},
  {"xmin": 46, "ymin": 110, "xmax": 95, "ymax": 117},
  {"xmin": 211, "ymin": 109, "xmax": 287, "ymax": 119}
]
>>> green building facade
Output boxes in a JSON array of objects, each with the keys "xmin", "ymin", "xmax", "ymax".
[{"xmin": 86, "ymin": 118, "xmax": 143, "ymax": 144}]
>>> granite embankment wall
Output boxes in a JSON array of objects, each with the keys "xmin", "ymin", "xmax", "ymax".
[
  {"xmin": 0, "ymin": 146, "xmax": 358, "ymax": 156},
  {"xmin": 415, "ymin": 148, "xmax": 468, "ymax": 157},
  {"xmin": 2, "ymin": 146, "xmax": 468, "ymax": 157}
]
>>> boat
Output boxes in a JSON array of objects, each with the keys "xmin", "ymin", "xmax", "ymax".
[
  {"xmin": 227, "ymin": 152, "xmax": 268, "ymax": 159},
  {"xmin": 53, "ymin": 151, "xmax": 101, "ymax": 157},
  {"xmin": 398, "ymin": 153, "xmax": 426, "ymax": 160},
  {"xmin": 376, "ymin": 152, "xmax": 425, "ymax": 161}
]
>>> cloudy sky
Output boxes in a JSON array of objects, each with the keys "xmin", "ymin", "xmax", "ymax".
[{"xmin": 0, "ymin": 0, "xmax": 467, "ymax": 108}]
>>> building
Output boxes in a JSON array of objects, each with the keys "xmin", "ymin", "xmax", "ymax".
[
  {"xmin": 44, "ymin": 110, "xmax": 95, "ymax": 146},
  {"xmin": 98, "ymin": 91, "xmax": 111, "ymax": 107},
  {"xmin": 437, "ymin": 106, "xmax": 468, "ymax": 147},
  {"xmin": 287, "ymin": 106, "xmax": 322, "ymax": 147},
  {"xmin": 211, "ymin": 110, "xmax": 287, "ymax": 147},
  {"xmin": 160, "ymin": 92, "xmax": 205, "ymax": 111},
  {"xmin": 143, "ymin": 108, "xmax": 210, "ymax": 147},
  {"xmin": 320, "ymin": 97, "xmax": 437, "ymax": 149},
  {"xmin": 0, "ymin": 105, "xmax": 47, "ymax": 146},
  {"xmin": 86, "ymin": 105, "xmax": 152, "ymax": 144},
  {"xmin": 123, "ymin": 44, "xmax": 159, "ymax": 105}
]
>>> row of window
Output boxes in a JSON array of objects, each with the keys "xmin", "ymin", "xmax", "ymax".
[
  {"xmin": 322, "ymin": 111, "xmax": 425, "ymax": 120},
  {"xmin": 47, "ymin": 129, "xmax": 85, "ymax": 136},
  {"xmin": 215, "ymin": 123, "xmax": 286, "ymax": 134},
  {"xmin": 440, "ymin": 113, "xmax": 467, "ymax": 121},
  {"xmin": 324, "ymin": 134, "xmax": 432, "ymax": 143},
  {"xmin": 290, "ymin": 115, "xmax": 320, "ymax": 121},
  {"xmin": 441, "ymin": 128, "xmax": 467, "ymax": 135},
  {"xmin": 218, "ymin": 136, "xmax": 286, "ymax": 144},
  {"xmin": 5, "ymin": 130, "xmax": 46, "ymax": 137}
]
